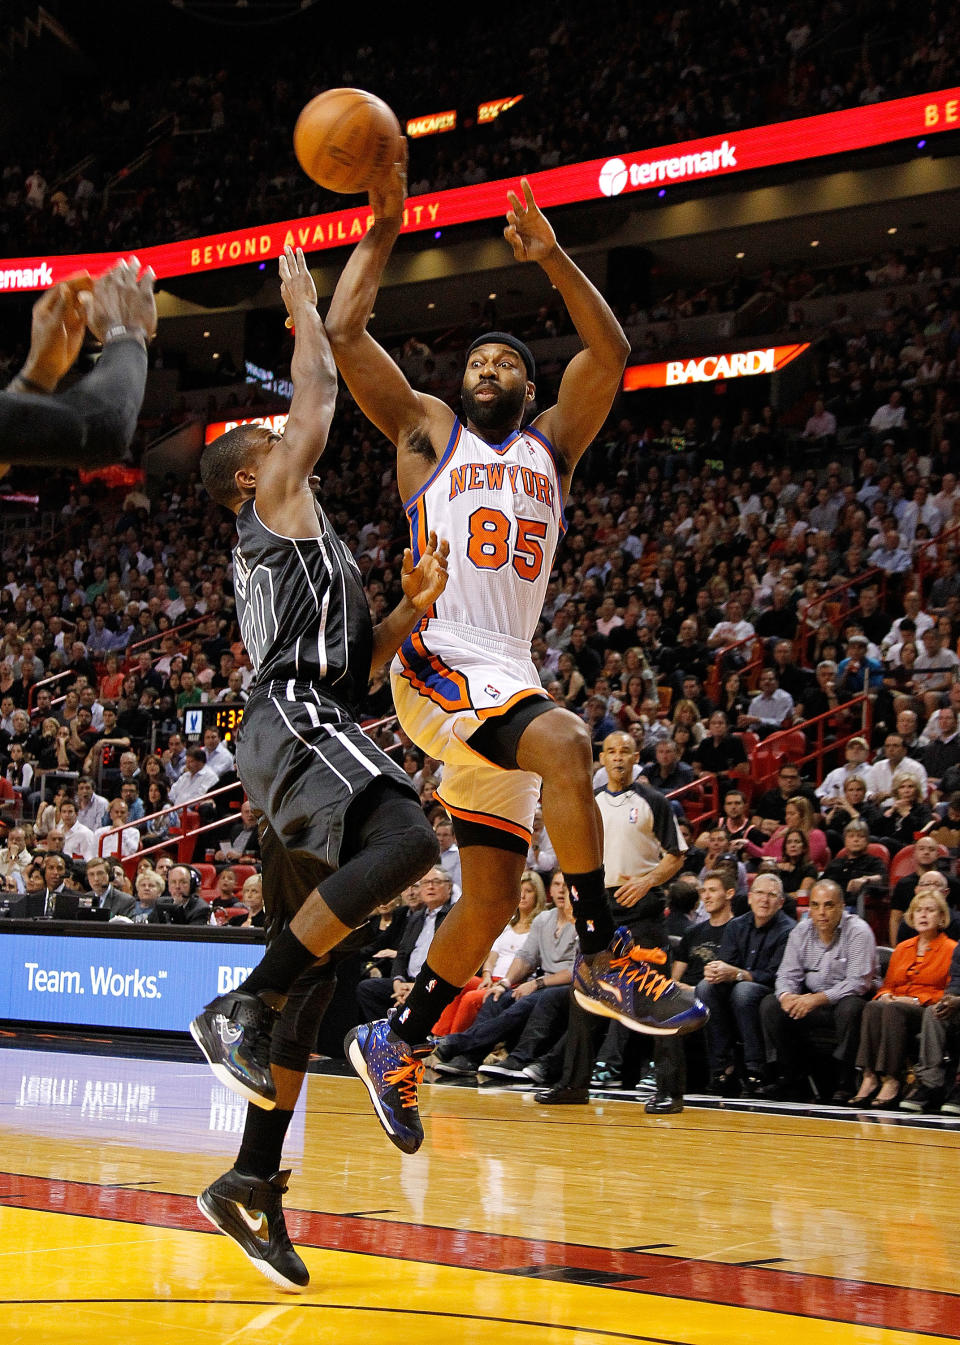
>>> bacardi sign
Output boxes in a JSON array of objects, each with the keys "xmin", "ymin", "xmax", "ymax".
[
  {"xmin": 204, "ymin": 414, "xmax": 289, "ymax": 444},
  {"xmin": 478, "ymin": 95, "xmax": 524, "ymax": 124},
  {"xmin": 1, "ymin": 87, "xmax": 957, "ymax": 292},
  {"xmin": 406, "ymin": 110, "xmax": 457, "ymax": 138},
  {"xmin": 623, "ymin": 344, "xmax": 810, "ymax": 390}
]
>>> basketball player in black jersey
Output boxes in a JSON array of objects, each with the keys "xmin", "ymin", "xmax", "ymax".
[{"xmin": 190, "ymin": 246, "xmax": 447, "ymax": 1289}]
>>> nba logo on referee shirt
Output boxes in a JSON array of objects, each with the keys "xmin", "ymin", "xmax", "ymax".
[{"xmin": 629, "ymin": 807, "xmax": 639, "ymax": 824}]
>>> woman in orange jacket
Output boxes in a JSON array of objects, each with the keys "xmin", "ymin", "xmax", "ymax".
[{"xmin": 851, "ymin": 887, "xmax": 956, "ymax": 1108}]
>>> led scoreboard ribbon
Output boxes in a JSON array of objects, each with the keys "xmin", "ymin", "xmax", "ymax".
[{"xmin": 0, "ymin": 87, "xmax": 956, "ymax": 292}]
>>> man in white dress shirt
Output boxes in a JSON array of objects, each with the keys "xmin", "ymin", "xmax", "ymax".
[
  {"xmin": 76, "ymin": 776, "xmax": 108, "ymax": 833},
  {"xmin": 741, "ymin": 668, "xmax": 795, "ymax": 738},
  {"xmin": 59, "ymin": 797, "xmax": 97, "ymax": 863},
  {"xmin": 168, "ymin": 747, "xmax": 220, "ymax": 808},
  {"xmin": 868, "ymin": 733, "xmax": 928, "ymax": 803},
  {"xmin": 817, "ymin": 737, "xmax": 875, "ymax": 804},
  {"xmin": 203, "ymin": 727, "xmax": 235, "ymax": 779}
]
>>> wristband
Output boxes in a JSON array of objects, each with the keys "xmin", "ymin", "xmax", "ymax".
[
  {"xmin": 500, "ymin": 981, "xmax": 513, "ymax": 991},
  {"xmin": 9, "ymin": 372, "xmax": 49, "ymax": 395},
  {"xmin": 103, "ymin": 324, "xmax": 148, "ymax": 345}
]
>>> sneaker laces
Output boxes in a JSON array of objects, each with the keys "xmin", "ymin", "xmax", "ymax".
[
  {"xmin": 383, "ymin": 1048, "xmax": 426, "ymax": 1108},
  {"xmin": 246, "ymin": 1003, "xmax": 276, "ymax": 1070},
  {"xmin": 609, "ymin": 947, "xmax": 672, "ymax": 1001}
]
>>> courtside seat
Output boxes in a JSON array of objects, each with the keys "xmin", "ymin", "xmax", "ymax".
[{"xmin": 193, "ymin": 862, "xmax": 218, "ymax": 891}]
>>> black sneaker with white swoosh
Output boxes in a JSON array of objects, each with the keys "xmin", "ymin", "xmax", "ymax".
[{"xmin": 197, "ymin": 1167, "xmax": 309, "ymax": 1291}]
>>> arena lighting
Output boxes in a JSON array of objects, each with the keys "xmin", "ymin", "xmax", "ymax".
[
  {"xmin": 204, "ymin": 413, "xmax": 289, "ymax": 443},
  {"xmin": 478, "ymin": 95, "xmax": 524, "ymax": 124},
  {"xmin": 2, "ymin": 87, "xmax": 959, "ymax": 293},
  {"xmin": 622, "ymin": 342, "xmax": 810, "ymax": 390}
]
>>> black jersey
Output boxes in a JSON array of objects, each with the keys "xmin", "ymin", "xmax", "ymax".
[{"xmin": 233, "ymin": 498, "xmax": 372, "ymax": 713}]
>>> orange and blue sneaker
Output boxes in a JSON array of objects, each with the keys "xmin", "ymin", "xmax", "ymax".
[
  {"xmin": 345, "ymin": 1019, "xmax": 430, "ymax": 1154},
  {"xmin": 574, "ymin": 927, "xmax": 708, "ymax": 1036}
]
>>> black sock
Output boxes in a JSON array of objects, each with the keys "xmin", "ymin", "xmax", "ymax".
[
  {"xmin": 391, "ymin": 963, "xmax": 461, "ymax": 1046},
  {"xmin": 236, "ymin": 926, "xmax": 317, "ymax": 999},
  {"xmin": 565, "ymin": 867, "xmax": 614, "ymax": 954},
  {"xmin": 236, "ymin": 1106, "xmax": 295, "ymax": 1180}
]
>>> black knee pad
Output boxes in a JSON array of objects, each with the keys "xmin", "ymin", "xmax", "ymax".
[
  {"xmin": 318, "ymin": 781, "xmax": 439, "ymax": 928},
  {"xmin": 270, "ymin": 961, "xmax": 337, "ymax": 1073}
]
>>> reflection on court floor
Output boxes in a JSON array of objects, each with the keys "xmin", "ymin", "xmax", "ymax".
[{"xmin": 0, "ymin": 1043, "xmax": 957, "ymax": 1344}]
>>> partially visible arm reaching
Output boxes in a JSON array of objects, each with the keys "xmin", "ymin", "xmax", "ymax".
[
  {"xmin": 256, "ymin": 247, "xmax": 339, "ymax": 536},
  {"xmin": 0, "ymin": 259, "xmax": 155, "ymax": 468}
]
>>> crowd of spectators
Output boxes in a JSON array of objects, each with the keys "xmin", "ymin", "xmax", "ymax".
[
  {"xmin": 2, "ymin": 133, "xmax": 960, "ymax": 1105},
  {"xmin": 1, "ymin": 1, "xmax": 959, "ymax": 257}
]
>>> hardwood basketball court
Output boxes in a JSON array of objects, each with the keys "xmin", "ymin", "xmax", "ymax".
[{"xmin": 1, "ymin": 1040, "xmax": 957, "ymax": 1344}]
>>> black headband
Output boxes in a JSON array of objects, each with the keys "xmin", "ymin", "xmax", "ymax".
[{"xmin": 466, "ymin": 331, "xmax": 536, "ymax": 382}]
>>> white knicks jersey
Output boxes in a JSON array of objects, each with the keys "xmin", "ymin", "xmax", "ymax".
[{"xmin": 405, "ymin": 417, "xmax": 566, "ymax": 643}]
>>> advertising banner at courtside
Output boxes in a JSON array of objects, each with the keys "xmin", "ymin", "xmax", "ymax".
[
  {"xmin": 0, "ymin": 930, "xmax": 261, "ymax": 1032},
  {"xmin": 0, "ymin": 88, "xmax": 957, "ymax": 291}
]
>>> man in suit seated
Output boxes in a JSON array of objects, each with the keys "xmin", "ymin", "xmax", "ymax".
[
  {"xmin": 162, "ymin": 864, "xmax": 210, "ymax": 926},
  {"xmin": 354, "ymin": 867, "xmax": 454, "ymax": 1021},
  {"xmin": 213, "ymin": 799, "xmax": 261, "ymax": 862},
  {"xmin": 84, "ymin": 856, "xmax": 136, "ymax": 918},
  {"xmin": 10, "ymin": 853, "xmax": 82, "ymax": 919}
]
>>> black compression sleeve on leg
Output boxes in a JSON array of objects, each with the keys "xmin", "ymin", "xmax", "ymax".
[
  {"xmin": 270, "ymin": 961, "xmax": 337, "ymax": 1073},
  {"xmin": 0, "ymin": 338, "xmax": 147, "ymax": 467},
  {"xmin": 238, "ymin": 925, "xmax": 317, "ymax": 998}
]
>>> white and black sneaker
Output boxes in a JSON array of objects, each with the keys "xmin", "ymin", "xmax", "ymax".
[
  {"xmin": 198, "ymin": 1167, "xmax": 309, "ymax": 1291},
  {"xmin": 189, "ymin": 989, "xmax": 283, "ymax": 1109},
  {"xmin": 477, "ymin": 1055, "xmax": 528, "ymax": 1080}
]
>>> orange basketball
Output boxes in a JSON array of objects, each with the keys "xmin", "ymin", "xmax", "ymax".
[{"xmin": 293, "ymin": 88, "xmax": 402, "ymax": 195}]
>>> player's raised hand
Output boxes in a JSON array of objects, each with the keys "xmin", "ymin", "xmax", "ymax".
[
  {"xmin": 19, "ymin": 273, "xmax": 94, "ymax": 391},
  {"xmin": 279, "ymin": 245, "xmax": 318, "ymax": 322},
  {"xmin": 401, "ymin": 530, "xmax": 449, "ymax": 612},
  {"xmin": 85, "ymin": 257, "xmax": 157, "ymax": 344},
  {"xmin": 369, "ymin": 139, "xmax": 408, "ymax": 225},
  {"xmin": 504, "ymin": 178, "xmax": 557, "ymax": 263}
]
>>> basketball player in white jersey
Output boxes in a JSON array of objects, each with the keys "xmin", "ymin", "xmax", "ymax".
[{"xmin": 326, "ymin": 152, "xmax": 707, "ymax": 1153}]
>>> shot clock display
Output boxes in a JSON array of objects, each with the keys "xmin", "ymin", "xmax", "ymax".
[{"xmin": 183, "ymin": 704, "xmax": 244, "ymax": 744}]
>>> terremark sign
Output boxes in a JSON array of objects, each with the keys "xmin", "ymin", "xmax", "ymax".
[{"xmin": 0, "ymin": 88, "xmax": 957, "ymax": 292}]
